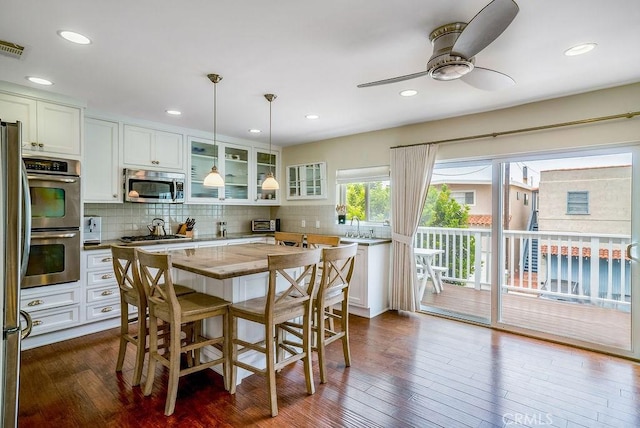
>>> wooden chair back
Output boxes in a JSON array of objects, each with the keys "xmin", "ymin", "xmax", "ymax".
[
  {"xmin": 266, "ymin": 249, "xmax": 322, "ymax": 314},
  {"xmin": 136, "ymin": 249, "xmax": 181, "ymax": 323},
  {"xmin": 111, "ymin": 245, "xmax": 145, "ymax": 308},
  {"xmin": 274, "ymin": 231, "xmax": 304, "ymax": 247},
  {"xmin": 306, "ymin": 234, "xmax": 340, "ymax": 248},
  {"xmin": 317, "ymin": 243, "xmax": 358, "ymax": 304}
]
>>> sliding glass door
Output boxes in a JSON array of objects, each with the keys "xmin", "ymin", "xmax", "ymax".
[{"xmin": 495, "ymin": 148, "xmax": 639, "ymax": 356}]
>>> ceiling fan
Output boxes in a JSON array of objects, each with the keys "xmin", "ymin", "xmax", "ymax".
[{"xmin": 357, "ymin": 0, "xmax": 519, "ymax": 91}]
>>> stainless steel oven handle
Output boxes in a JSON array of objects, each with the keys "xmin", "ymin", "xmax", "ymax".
[
  {"xmin": 21, "ymin": 162, "xmax": 32, "ymax": 278},
  {"xmin": 30, "ymin": 231, "xmax": 78, "ymax": 239},
  {"xmin": 27, "ymin": 175, "xmax": 78, "ymax": 184},
  {"xmin": 19, "ymin": 310, "xmax": 33, "ymax": 340}
]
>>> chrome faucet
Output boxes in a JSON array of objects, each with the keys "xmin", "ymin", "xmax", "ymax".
[{"xmin": 350, "ymin": 216, "xmax": 360, "ymax": 237}]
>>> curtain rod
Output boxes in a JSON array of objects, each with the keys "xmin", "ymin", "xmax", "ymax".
[{"xmin": 390, "ymin": 110, "xmax": 640, "ymax": 149}]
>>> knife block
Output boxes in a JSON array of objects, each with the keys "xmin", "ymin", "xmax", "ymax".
[{"xmin": 176, "ymin": 223, "xmax": 193, "ymax": 237}]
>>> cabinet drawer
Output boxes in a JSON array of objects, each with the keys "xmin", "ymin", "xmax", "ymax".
[
  {"xmin": 21, "ymin": 287, "xmax": 80, "ymax": 312},
  {"xmin": 86, "ymin": 300, "xmax": 121, "ymax": 322},
  {"xmin": 86, "ymin": 252, "xmax": 114, "ymax": 270},
  {"xmin": 86, "ymin": 284, "xmax": 120, "ymax": 304},
  {"xmin": 28, "ymin": 306, "xmax": 81, "ymax": 336},
  {"xmin": 87, "ymin": 269, "xmax": 116, "ymax": 287}
]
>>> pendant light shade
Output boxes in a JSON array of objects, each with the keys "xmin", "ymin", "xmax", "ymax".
[
  {"xmin": 262, "ymin": 93, "xmax": 279, "ymax": 190},
  {"xmin": 203, "ymin": 73, "xmax": 224, "ymax": 188}
]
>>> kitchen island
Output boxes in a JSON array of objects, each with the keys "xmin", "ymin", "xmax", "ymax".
[{"xmin": 167, "ymin": 242, "xmax": 311, "ymax": 384}]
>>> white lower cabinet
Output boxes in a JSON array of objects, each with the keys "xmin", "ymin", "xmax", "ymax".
[
  {"xmin": 348, "ymin": 243, "xmax": 391, "ymax": 318},
  {"xmin": 20, "ymin": 282, "xmax": 81, "ymax": 337}
]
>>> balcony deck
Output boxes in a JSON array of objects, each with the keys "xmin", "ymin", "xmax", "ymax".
[{"xmin": 421, "ymin": 283, "xmax": 631, "ymax": 350}]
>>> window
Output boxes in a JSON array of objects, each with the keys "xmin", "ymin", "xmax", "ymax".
[
  {"xmin": 450, "ymin": 190, "xmax": 475, "ymax": 206},
  {"xmin": 336, "ymin": 166, "xmax": 390, "ymax": 224},
  {"xmin": 567, "ymin": 191, "xmax": 589, "ymax": 214}
]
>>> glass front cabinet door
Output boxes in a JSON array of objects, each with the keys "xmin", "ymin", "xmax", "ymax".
[
  {"xmin": 189, "ymin": 137, "xmax": 221, "ymax": 200},
  {"xmin": 255, "ymin": 148, "xmax": 280, "ymax": 203},
  {"xmin": 286, "ymin": 162, "xmax": 326, "ymax": 200},
  {"xmin": 223, "ymin": 144, "xmax": 249, "ymax": 201}
]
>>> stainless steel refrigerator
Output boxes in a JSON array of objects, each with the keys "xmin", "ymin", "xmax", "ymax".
[{"xmin": 1, "ymin": 120, "xmax": 33, "ymax": 427}]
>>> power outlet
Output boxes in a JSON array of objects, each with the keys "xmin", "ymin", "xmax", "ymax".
[
  {"xmin": 301, "ymin": 220, "xmax": 306, "ymax": 228},
  {"xmin": 315, "ymin": 220, "xmax": 320, "ymax": 229}
]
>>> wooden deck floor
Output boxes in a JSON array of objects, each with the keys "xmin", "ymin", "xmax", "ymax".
[{"xmin": 421, "ymin": 283, "xmax": 631, "ymax": 350}]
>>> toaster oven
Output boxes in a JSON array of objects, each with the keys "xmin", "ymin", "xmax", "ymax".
[{"xmin": 251, "ymin": 219, "xmax": 278, "ymax": 232}]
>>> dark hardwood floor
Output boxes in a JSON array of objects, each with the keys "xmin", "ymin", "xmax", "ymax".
[{"xmin": 18, "ymin": 312, "xmax": 640, "ymax": 427}]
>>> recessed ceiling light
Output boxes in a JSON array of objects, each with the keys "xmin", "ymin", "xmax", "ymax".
[
  {"xmin": 249, "ymin": 129, "xmax": 261, "ymax": 133},
  {"xmin": 400, "ymin": 89, "xmax": 418, "ymax": 97},
  {"xmin": 305, "ymin": 114, "xmax": 319, "ymax": 120},
  {"xmin": 57, "ymin": 30, "xmax": 91, "ymax": 45},
  {"xmin": 564, "ymin": 43, "xmax": 597, "ymax": 56},
  {"xmin": 166, "ymin": 109, "xmax": 181, "ymax": 116},
  {"xmin": 26, "ymin": 76, "xmax": 53, "ymax": 86}
]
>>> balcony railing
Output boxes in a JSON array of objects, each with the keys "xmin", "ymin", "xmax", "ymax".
[{"xmin": 415, "ymin": 226, "xmax": 631, "ymax": 310}]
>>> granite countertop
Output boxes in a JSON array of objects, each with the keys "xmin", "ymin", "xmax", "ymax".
[
  {"xmin": 83, "ymin": 232, "xmax": 272, "ymax": 251},
  {"xmin": 83, "ymin": 232, "xmax": 391, "ymax": 251}
]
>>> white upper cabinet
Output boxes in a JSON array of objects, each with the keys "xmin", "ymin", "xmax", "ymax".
[
  {"xmin": 123, "ymin": 125, "xmax": 183, "ymax": 171},
  {"xmin": 286, "ymin": 162, "xmax": 326, "ymax": 200},
  {"xmin": 84, "ymin": 118, "xmax": 121, "ymax": 203},
  {"xmin": 188, "ymin": 137, "xmax": 280, "ymax": 205},
  {"xmin": 0, "ymin": 93, "xmax": 81, "ymax": 157}
]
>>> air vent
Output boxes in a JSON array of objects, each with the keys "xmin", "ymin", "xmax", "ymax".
[{"xmin": 0, "ymin": 40, "xmax": 25, "ymax": 59}]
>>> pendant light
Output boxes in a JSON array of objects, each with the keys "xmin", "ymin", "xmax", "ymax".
[
  {"xmin": 203, "ymin": 73, "xmax": 225, "ymax": 187},
  {"xmin": 261, "ymin": 93, "xmax": 280, "ymax": 190}
]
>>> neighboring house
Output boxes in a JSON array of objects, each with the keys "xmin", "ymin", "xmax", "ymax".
[{"xmin": 535, "ymin": 166, "xmax": 631, "ymax": 305}]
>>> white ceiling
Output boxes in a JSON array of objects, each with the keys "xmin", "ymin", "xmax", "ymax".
[{"xmin": 1, "ymin": 0, "xmax": 639, "ymax": 147}]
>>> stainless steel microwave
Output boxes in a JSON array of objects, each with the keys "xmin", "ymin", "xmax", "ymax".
[
  {"xmin": 123, "ymin": 169, "xmax": 185, "ymax": 203},
  {"xmin": 251, "ymin": 219, "xmax": 278, "ymax": 232}
]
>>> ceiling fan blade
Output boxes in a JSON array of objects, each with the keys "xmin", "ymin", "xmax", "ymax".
[
  {"xmin": 451, "ymin": 0, "xmax": 519, "ymax": 59},
  {"xmin": 460, "ymin": 67, "xmax": 515, "ymax": 91},
  {"xmin": 357, "ymin": 70, "xmax": 430, "ymax": 88}
]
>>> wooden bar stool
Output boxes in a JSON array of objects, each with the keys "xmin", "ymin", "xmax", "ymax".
[
  {"xmin": 110, "ymin": 245, "xmax": 195, "ymax": 386},
  {"xmin": 279, "ymin": 243, "xmax": 358, "ymax": 383},
  {"xmin": 137, "ymin": 249, "xmax": 231, "ymax": 416},
  {"xmin": 274, "ymin": 231, "xmax": 304, "ymax": 247},
  {"xmin": 228, "ymin": 248, "xmax": 321, "ymax": 417}
]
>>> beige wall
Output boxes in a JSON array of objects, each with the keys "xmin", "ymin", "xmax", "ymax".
[
  {"xmin": 282, "ymin": 83, "xmax": 640, "ymax": 207},
  {"xmin": 538, "ymin": 166, "xmax": 631, "ymax": 234}
]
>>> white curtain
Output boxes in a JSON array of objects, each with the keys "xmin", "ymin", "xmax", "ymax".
[{"xmin": 389, "ymin": 144, "xmax": 438, "ymax": 311}]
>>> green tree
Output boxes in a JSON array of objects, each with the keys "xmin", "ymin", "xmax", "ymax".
[
  {"xmin": 420, "ymin": 184, "xmax": 475, "ymax": 283},
  {"xmin": 346, "ymin": 183, "xmax": 365, "ymax": 220},
  {"xmin": 368, "ymin": 182, "xmax": 390, "ymax": 222}
]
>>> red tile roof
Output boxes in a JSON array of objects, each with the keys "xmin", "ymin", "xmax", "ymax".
[
  {"xmin": 468, "ymin": 214, "xmax": 492, "ymax": 226},
  {"xmin": 540, "ymin": 245, "xmax": 629, "ymax": 261}
]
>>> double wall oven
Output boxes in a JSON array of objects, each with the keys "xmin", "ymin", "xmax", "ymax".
[{"xmin": 23, "ymin": 155, "xmax": 81, "ymax": 288}]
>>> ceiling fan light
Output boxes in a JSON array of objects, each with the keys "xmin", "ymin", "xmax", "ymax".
[
  {"xmin": 430, "ymin": 61, "xmax": 474, "ymax": 81},
  {"xmin": 261, "ymin": 171, "xmax": 279, "ymax": 190},
  {"xmin": 203, "ymin": 165, "xmax": 225, "ymax": 187}
]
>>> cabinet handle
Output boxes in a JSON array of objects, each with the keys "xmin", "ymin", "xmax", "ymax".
[
  {"xmin": 101, "ymin": 273, "xmax": 113, "ymax": 280},
  {"xmin": 38, "ymin": 143, "xmax": 44, "ymax": 148},
  {"xmin": 31, "ymin": 142, "xmax": 38, "ymax": 147},
  {"xmin": 27, "ymin": 299, "xmax": 44, "ymax": 307},
  {"xmin": 32, "ymin": 320, "xmax": 43, "ymax": 326},
  {"xmin": 101, "ymin": 257, "xmax": 112, "ymax": 262},
  {"xmin": 101, "ymin": 306, "xmax": 113, "ymax": 313},
  {"xmin": 152, "ymin": 160, "xmax": 159, "ymax": 165},
  {"xmin": 101, "ymin": 290, "xmax": 114, "ymax": 296},
  {"xmin": 113, "ymin": 194, "xmax": 117, "ymax": 198}
]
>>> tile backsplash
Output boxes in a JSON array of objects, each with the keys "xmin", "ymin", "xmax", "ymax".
[
  {"xmin": 84, "ymin": 203, "xmax": 271, "ymax": 240},
  {"xmin": 84, "ymin": 203, "xmax": 391, "ymax": 241}
]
